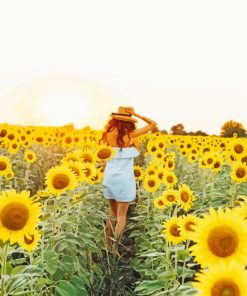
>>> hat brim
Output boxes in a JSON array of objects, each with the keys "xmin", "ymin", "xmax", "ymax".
[{"xmin": 110, "ymin": 114, "xmax": 137, "ymax": 123}]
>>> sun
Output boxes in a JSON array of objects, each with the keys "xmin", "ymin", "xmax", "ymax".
[{"xmin": 38, "ymin": 92, "xmax": 89, "ymax": 127}]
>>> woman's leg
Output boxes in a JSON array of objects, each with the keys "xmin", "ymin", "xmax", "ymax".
[
  {"xmin": 105, "ymin": 199, "xmax": 118, "ymax": 246},
  {"xmin": 114, "ymin": 202, "xmax": 130, "ymax": 241}
]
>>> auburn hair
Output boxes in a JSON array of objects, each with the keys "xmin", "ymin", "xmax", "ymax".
[{"xmin": 100, "ymin": 118, "xmax": 136, "ymax": 148}]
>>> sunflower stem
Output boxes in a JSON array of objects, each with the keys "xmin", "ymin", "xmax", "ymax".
[
  {"xmin": 181, "ymin": 239, "xmax": 190, "ymax": 285},
  {"xmin": 52, "ymin": 198, "xmax": 57, "ymax": 249},
  {"xmin": 1, "ymin": 241, "xmax": 9, "ymax": 296},
  {"xmin": 165, "ymin": 241, "xmax": 170, "ymax": 271},
  {"xmin": 29, "ymin": 252, "xmax": 34, "ymax": 296},
  {"xmin": 173, "ymin": 249, "xmax": 178, "ymax": 282},
  {"xmin": 229, "ymin": 181, "xmax": 237, "ymax": 208}
]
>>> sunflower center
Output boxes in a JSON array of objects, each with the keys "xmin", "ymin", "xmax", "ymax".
[
  {"xmin": 158, "ymin": 200, "xmax": 164, "ymax": 206},
  {"xmin": 27, "ymin": 154, "xmax": 33, "ymax": 160},
  {"xmin": 241, "ymin": 156, "xmax": 247, "ymax": 164},
  {"xmin": 158, "ymin": 173, "xmax": 164, "ymax": 179},
  {"xmin": 234, "ymin": 144, "xmax": 243, "ymax": 154},
  {"xmin": 207, "ymin": 226, "xmax": 238, "ymax": 257},
  {"xmin": 236, "ymin": 167, "xmax": 246, "ymax": 178},
  {"xmin": 0, "ymin": 202, "xmax": 29, "ymax": 230},
  {"xmin": 134, "ymin": 169, "xmax": 141, "ymax": 177},
  {"xmin": 181, "ymin": 191, "xmax": 189, "ymax": 202},
  {"xmin": 97, "ymin": 148, "xmax": 111, "ymax": 160},
  {"xmin": 168, "ymin": 161, "xmax": 173, "ymax": 168},
  {"xmin": 167, "ymin": 195, "xmax": 175, "ymax": 202},
  {"xmin": 52, "ymin": 174, "xmax": 70, "ymax": 189},
  {"xmin": 83, "ymin": 168, "xmax": 91, "ymax": 177},
  {"xmin": 0, "ymin": 161, "xmax": 7, "ymax": 171},
  {"xmin": 185, "ymin": 221, "xmax": 196, "ymax": 232},
  {"xmin": 148, "ymin": 180, "xmax": 155, "ymax": 187},
  {"xmin": 82, "ymin": 154, "xmax": 93, "ymax": 163},
  {"xmin": 170, "ymin": 224, "xmax": 180, "ymax": 237},
  {"xmin": 167, "ymin": 176, "xmax": 174, "ymax": 183},
  {"xmin": 71, "ymin": 167, "xmax": 80, "ymax": 176},
  {"xmin": 211, "ymin": 279, "xmax": 240, "ymax": 296},
  {"xmin": 214, "ymin": 161, "xmax": 221, "ymax": 169},
  {"xmin": 36, "ymin": 137, "xmax": 43, "ymax": 142},
  {"xmin": 24, "ymin": 234, "xmax": 35, "ymax": 244},
  {"xmin": 207, "ymin": 158, "xmax": 213, "ymax": 164},
  {"xmin": 65, "ymin": 137, "xmax": 72, "ymax": 144}
]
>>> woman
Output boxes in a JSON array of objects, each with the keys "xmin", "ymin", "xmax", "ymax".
[{"xmin": 100, "ymin": 106, "xmax": 157, "ymax": 252}]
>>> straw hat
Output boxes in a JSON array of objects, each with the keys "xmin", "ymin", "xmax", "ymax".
[{"xmin": 110, "ymin": 106, "xmax": 137, "ymax": 123}]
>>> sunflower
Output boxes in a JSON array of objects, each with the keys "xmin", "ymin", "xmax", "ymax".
[
  {"xmin": 164, "ymin": 158, "xmax": 175, "ymax": 171},
  {"xmin": 231, "ymin": 162, "xmax": 247, "ymax": 183},
  {"xmin": 90, "ymin": 170, "xmax": 103, "ymax": 184},
  {"xmin": 180, "ymin": 214, "xmax": 200, "ymax": 239},
  {"xmin": 153, "ymin": 137, "xmax": 167, "ymax": 150},
  {"xmin": 61, "ymin": 151, "xmax": 81, "ymax": 164},
  {"xmin": 0, "ymin": 190, "xmax": 42, "ymax": 244},
  {"xmin": 5, "ymin": 170, "xmax": 14, "ymax": 180},
  {"xmin": 8, "ymin": 141, "xmax": 21, "ymax": 154},
  {"xmin": 64, "ymin": 161, "xmax": 86, "ymax": 182},
  {"xmin": 163, "ymin": 216, "xmax": 185, "ymax": 245},
  {"xmin": 143, "ymin": 175, "xmax": 160, "ymax": 192},
  {"xmin": 163, "ymin": 171, "xmax": 177, "ymax": 188},
  {"xmin": 24, "ymin": 149, "xmax": 37, "ymax": 163},
  {"xmin": 81, "ymin": 141, "xmax": 95, "ymax": 152},
  {"xmin": 189, "ymin": 207, "xmax": 247, "ymax": 268},
  {"xmin": 163, "ymin": 189, "xmax": 178, "ymax": 206},
  {"xmin": 179, "ymin": 148, "xmax": 189, "ymax": 157},
  {"xmin": 229, "ymin": 139, "xmax": 247, "ymax": 160},
  {"xmin": 153, "ymin": 196, "xmax": 166, "ymax": 209},
  {"xmin": 134, "ymin": 165, "xmax": 144, "ymax": 180},
  {"xmin": 45, "ymin": 165, "xmax": 78, "ymax": 195},
  {"xmin": 71, "ymin": 193, "xmax": 85, "ymax": 203},
  {"xmin": 0, "ymin": 156, "xmax": 11, "ymax": 176},
  {"xmin": 79, "ymin": 150, "xmax": 96, "ymax": 164},
  {"xmin": 211, "ymin": 154, "xmax": 224, "ymax": 173},
  {"xmin": 80, "ymin": 163, "xmax": 97, "ymax": 182},
  {"xmin": 155, "ymin": 167, "xmax": 167, "ymax": 183},
  {"xmin": 187, "ymin": 153, "xmax": 198, "ymax": 163},
  {"xmin": 193, "ymin": 261, "xmax": 247, "ymax": 296},
  {"xmin": 147, "ymin": 139, "xmax": 159, "ymax": 154},
  {"xmin": 96, "ymin": 145, "xmax": 115, "ymax": 161},
  {"xmin": 36, "ymin": 189, "xmax": 51, "ymax": 198},
  {"xmin": 19, "ymin": 228, "xmax": 41, "ymax": 252},
  {"xmin": 61, "ymin": 135, "xmax": 74, "ymax": 148},
  {"xmin": 154, "ymin": 149, "xmax": 165, "ymax": 161},
  {"xmin": 177, "ymin": 184, "xmax": 196, "ymax": 211},
  {"xmin": 198, "ymin": 157, "xmax": 207, "ymax": 169},
  {"xmin": 233, "ymin": 199, "xmax": 247, "ymax": 220},
  {"xmin": 203, "ymin": 152, "xmax": 215, "ymax": 168}
]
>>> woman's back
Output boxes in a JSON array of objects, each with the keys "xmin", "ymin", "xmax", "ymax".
[{"xmin": 104, "ymin": 128, "xmax": 135, "ymax": 148}]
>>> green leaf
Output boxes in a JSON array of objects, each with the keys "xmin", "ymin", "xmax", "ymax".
[
  {"xmin": 56, "ymin": 280, "xmax": 77, "ymax": 296},
  {"xmin": 60, "ymin": 255, "xmax": 75, "ymax": 274},
  {"xmin": 70, "ymin": 276, "xmax": 88, "ymax": 295},
  {"xmin": 177, "ymin": 249, "xmax": 190, "ymax": 261},
  {"xmin": 135, "ymin": 279, "xmax": 166, "ymax": 293},
  {"xmin": 44, "ymin": 249, "xmax": 58, "ymax": 275}
]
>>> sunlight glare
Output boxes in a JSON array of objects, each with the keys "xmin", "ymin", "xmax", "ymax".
[{"xmin": 39, "ymin": 93, "xmax": 88, "ymax": 127}]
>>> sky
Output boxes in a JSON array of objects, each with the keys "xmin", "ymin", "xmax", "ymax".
[{"xmin": 0, "ymin": 0, "xmax": 246, "ymax": 135}]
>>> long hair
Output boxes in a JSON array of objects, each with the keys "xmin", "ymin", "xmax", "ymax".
[{"xmin": 100, "ymin": 118, "xmax": 136, "ymax": 147}]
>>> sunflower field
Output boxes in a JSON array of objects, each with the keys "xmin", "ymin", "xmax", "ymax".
[{"xmin": 0, "ymin": 122, "xmax": 247, "ymax": 296}]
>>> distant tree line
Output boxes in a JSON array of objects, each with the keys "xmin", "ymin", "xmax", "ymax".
[{"xmin": 151, "ymin": 120, "xmax": 247, "ymax": 137}]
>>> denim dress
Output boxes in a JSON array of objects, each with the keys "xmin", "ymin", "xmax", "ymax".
[{"xmin": 103, "ymin": 147, "xmax": 140, "ymax": 202}]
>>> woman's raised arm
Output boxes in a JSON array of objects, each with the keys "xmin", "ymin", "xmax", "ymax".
[{"xmin": 125, "ymin": 107, "xmax": 157, "ymax": 137}]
